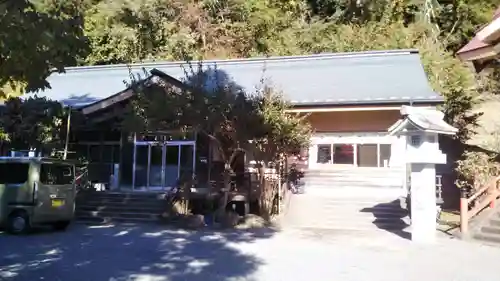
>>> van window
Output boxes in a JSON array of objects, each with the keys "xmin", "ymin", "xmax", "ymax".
[
  {"xmin": 0, "ymin": 163, "xmax": 30, "ymax": 184},
  {"xmin": 40, "ymin": 164, "xmax": 74, "ymax": 185}
]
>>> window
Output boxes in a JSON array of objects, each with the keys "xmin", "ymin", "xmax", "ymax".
[
  {"xmin": 40, "ymin": 164, "xmax": 74, "ymax": 185},
  {"xmin": 0, "ymin": 163, "xmax": 30, "ymax": 184},
  {"xmin": 411, "ymin": 135, "xmax": 421, "ymax": 147}
]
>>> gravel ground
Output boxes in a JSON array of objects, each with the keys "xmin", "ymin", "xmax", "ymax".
[{"xmin": 1, "ymin": 222, "xmax": 500, "ymax": 281}]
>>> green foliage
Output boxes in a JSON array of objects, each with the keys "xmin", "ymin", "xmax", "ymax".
[
  {"xmin": 0, "ymin": 0, "xmax": 89, "ymax": 98},
  {"xmin": 0, "ymin": 96, "xmax": 68, "ymax": 153},
  {"xmin": 434, "ymin": 0, "xmax": 498, "ymax": 52},
  {"xmin": 455, "ymin": 151, "xmax": 500, "ymax": 190},
  {"xmin": 2, "ymin": 0, "xmax": 493, "ymax": 185},
  {"xmin": 123, "ymin": 64, "xmax": 311, "ymax": 165},
  {"xmin": 252, "ymin": 84, "xmax": 312, "ymax": 162}
]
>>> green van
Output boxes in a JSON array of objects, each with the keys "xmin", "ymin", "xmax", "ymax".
[{"xmin": 0, "ymin": 157, "xmax": 77, "ymax": 234}]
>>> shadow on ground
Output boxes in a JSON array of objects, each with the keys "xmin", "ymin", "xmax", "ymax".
[
  {"xmin": 0, "ymin": 223, "xmax": 276, "ymax": 281},
  {"xmin": 360, "ymin": 200, "xmax": 411, "ymax": 240}
]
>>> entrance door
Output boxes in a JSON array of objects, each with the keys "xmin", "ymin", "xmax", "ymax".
[
  {"xmin": 134, "ymin": 144, "xmax": 149, "ymax": 189},
  {"xmin": 133, "ymin": 141, "xmax": 196, "ymax": 191},
  {"xmin": 164, "ymin": 144, "xmax": 179, "ymax": 189},
  {"xmin": 148, "ymin": 144, "xmax": 164, "ymax": 190},
  {"xmin": 164, "ymin": 141, "xmax": 196, "ymax": 188}
]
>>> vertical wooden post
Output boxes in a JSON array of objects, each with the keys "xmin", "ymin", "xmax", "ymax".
[{"xmin": 460, "ymin": 187, "xmax": 469, "ymax": 235}]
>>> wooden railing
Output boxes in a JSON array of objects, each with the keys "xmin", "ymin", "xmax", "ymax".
[{"xmin": 460, "ymin": 176, "xmax": 500, "ymax": 234}]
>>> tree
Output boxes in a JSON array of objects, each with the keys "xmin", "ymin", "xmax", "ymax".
[
  {"xmin": 123, "ymin": 64, "xmax": 311, "ymax": 217},
  {"xmin": 0, "ymin": 0, "xmax": 89, "ymax": 98},
  {"xmin": 0, "ymin": 96, "xmax": 67, "ymax": 154}
]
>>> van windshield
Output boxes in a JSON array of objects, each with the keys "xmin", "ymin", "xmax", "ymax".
[
  {"xmin": 0, "ymin": 163, "xmax": 30, "ymax": 184},
  {"xmin": 40, "ymin": 163, "xmax": 74, "ymax": 185}
]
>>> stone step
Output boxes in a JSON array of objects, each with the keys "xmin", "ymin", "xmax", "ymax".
[
  {"xmin": 78, "ymin": 193, "xmax": 166, "ymax": 201},
  {"xmin": 304, "ymin": 174, "xmax": 402, "ymax": 179},
  {"xmin": 285, "ymin": 219, "xmax": 409, "ymax": 231},
  {"xmin": 306, "ymin": 167, "xmax": 405, "ymax": 172},
  {"xmin": 303, "ymin": 180, "xmax": 402, "ymax": 185},
  {"xmin": 304, "ymin": 170, "xmax": 405, "ymax": 177},
  {"xmin": 76, "ymin": 216, "xmax": 160, "ymax": 225},
  {"xmin": 286, "ymin": 215, "xmax": 408, "ymax": 225},
  {"xmin": 489, "ymin": 218, "xmax": 500, "ymax": 227},
  {"xmin": 290, "ymin": 195, "xmax": 404, "ymax": 204},
  {"xmin": 76, "ymin": 198, "xmax": 167, "ymax": 207},
  {"xmin": 302, "ymin": 181, "xmax": 403, "ymax": 189},
  {"xmin": 286, "ymin": 202, "xmax": 408, "ymax": 215},
  {"xmin": 304, "ymin": 171, "xmax": 405, "ymax": 178},
  {"xmin": 76, "ymin": 205, "xmax": 165, "ymax": 214},
  {"xmin": 78, "ymin": 191, "xmax": 166, "ymax": 199},
  {"xmin": 303, "ymin": 175, "xmax": 402, "ymax": 181},
  {"xmin": 297, "ymin": 207, "xmax": 408, "ymax": 217},
  {"xmin": 76, "ymin": 210, "xmax": 161, "ymax": 220},
  {"xmin": 473, "ymin": 233, "xmax": 500, "ymax": 244},
  {"xmin": 481, "ymin": 226, "xmax": 500, "ymax": 235}
]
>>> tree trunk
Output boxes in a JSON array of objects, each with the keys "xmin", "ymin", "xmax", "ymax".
[{"xmin": 216, "ymin": 163, "xmax": 233, "ymax": 220}]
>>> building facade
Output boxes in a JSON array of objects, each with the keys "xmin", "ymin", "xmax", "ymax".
[{"xmin": 31, "ymin": 49, "xmax": 443, "ymax": 191}]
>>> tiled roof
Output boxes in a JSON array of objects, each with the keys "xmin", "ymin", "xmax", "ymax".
[
  {"xmin": 27, "ymin": 49, "xmax": 442, "ymax": 108},
  {"xmin": 495, "ymin": 7, "xmax": 500, "ymax": 20},
  {"xmin": 457, "ymin": 6, "xmax": 500, "ymax": 56},
  {"xmin": 457, "ymin": 35, "xmax": 490, "ymax": 54},
  {"xmin": 389, "ymin": 106, "xmax": 458, "ymax": 135}
]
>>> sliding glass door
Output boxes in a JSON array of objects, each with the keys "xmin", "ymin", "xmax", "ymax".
[{"xmin": 132, "ymin": 141, "xmax": 196, "ymax": 191}]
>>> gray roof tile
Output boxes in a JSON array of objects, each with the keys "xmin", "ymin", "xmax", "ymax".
[{"xmin": 28, "ymin": 49, "xmax": 443, "ymax": 108}]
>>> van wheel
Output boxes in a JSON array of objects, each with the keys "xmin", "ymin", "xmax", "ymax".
[
  {"xmin": 7, "ymin": 211, "xmax": 31, "ymax": 234},
  {"xmin": 53, "ymin": 221, "xmax": 71, "ymax": 231}
]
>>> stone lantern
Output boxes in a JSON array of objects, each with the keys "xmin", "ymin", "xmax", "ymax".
[{"xmin": 388, "ymin": 105, "xmax": 458, "ymax": 243}]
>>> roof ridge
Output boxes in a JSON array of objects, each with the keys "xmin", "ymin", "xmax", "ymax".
[{"xmin": 60, "ymin": 49, "xmax": 419, "ymax": 73}]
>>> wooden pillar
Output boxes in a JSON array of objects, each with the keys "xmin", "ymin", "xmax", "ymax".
[
  {"xmin": 118, "ymin": 132, "xmax": 123, "ymax": 189},
  {"xmin": 460, "ymin": 187, "xmax": 469, "ymax": 235}
]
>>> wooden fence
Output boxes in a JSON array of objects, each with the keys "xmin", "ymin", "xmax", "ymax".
[{"xmin": 460, "ymin": 176, "xmax": 500, "ymax": 234}]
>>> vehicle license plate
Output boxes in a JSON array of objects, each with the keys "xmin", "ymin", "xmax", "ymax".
[{"xmin": 51, "ymin": 199, "xmax": 65, "ymax": 207}]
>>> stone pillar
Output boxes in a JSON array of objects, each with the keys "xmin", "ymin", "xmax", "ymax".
[
  {"xmin": 308, "ymin": 144, "xmax": 317, "ymax": 169},
  {"xmin": 410, "ymin": 163, "xmax": 437, "ymax": 243}
]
